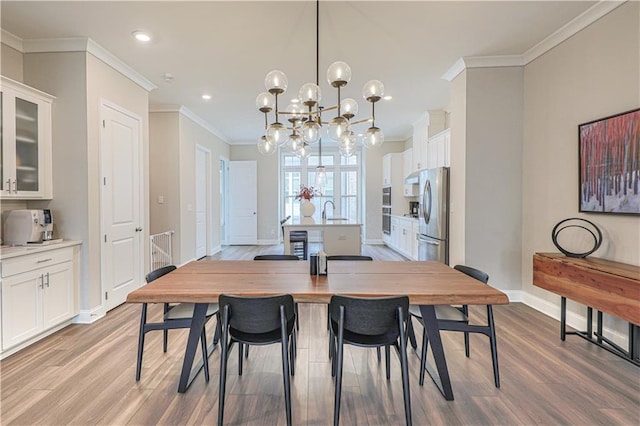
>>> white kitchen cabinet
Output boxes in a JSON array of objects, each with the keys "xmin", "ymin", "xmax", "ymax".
[
  {"xmin": 427, "ymin": 129, "xmax": 451, "ymax": 169},
  {"xmin": 412, "ymin": 117, "xmax": 428, "ymax": 172},
  {"xmin": 382, "ymin": 153, "xmax": 392, "ymax": 187},
  {"xmin": 1, "ymin": 244, "xmax": 79, "ymax": 353},
  {"xmin": 386, "ymin": 216, "xmax": 416, "ymax": 259},
  {"xmin": 0, "ymin": 76, "xmax": 54, "ymax": 199},
  {"xmin": 323, "ymin": 226, "xmax": 362, "ymax": 256},
  {"xmin": 403, "ymin": 148, "xmax": 413, "ymax": 180}
]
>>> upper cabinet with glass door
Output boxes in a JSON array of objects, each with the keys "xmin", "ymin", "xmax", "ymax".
[{"xmin": 1, "ymin": 76, "xmax": 54, "ymax": 199}]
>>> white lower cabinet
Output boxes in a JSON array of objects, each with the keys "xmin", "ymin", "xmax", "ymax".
[
  {"xmin": 386, "ymin": 216, "xmax": 418, "ymax": 260},
  {"xmin": 1, "ymin": 245, "xmax": 79, "ymax": 352}
]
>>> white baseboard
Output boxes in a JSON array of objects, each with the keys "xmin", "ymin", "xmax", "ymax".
[
  {"xmin": 210, "ymin": 245, "xmax": 222, "ymax": 255},
  {"xmin": 178, "ymin": 257, "xmax": 196, "ymax": 267},
  {"xmin": 501, "ymin": 289, "xmax": 524, "ymax": 303},
  {"xmin": 521, "ymin": 291, "xmax": 629, "ymax": 348},
  {"xmin": 257, "ymin": 239, "xmax": 280, "ymax": 245},
  {"xmin": 1, "ymin": 319, "xmax": 76, "ymax": 359},
  {"xmin": 74, "ymin": 305, "xmax": 106, "ymax": 324},
  {"xmin": 364, "ymin": 239, "xmax": 384, "ymax": 245}
]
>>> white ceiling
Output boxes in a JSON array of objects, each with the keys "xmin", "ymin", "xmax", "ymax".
[{"xmin": 1, "ymin": 1, "xmax": 597, "ymax": 144}]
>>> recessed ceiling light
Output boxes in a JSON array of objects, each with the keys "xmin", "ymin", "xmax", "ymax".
[
  {"xmin": 132, "ymin": 31, "xmax": 151, "ymax": 42},
  {"xmin": 383, "ymin": 95, "xmax": 392, "ymax": 101},
  {"xmin": 202, "ymin": 94, "xmax": 212, "ymax": 100},
  {"xmin": 162, "ymin": 73, "xmax": 174, "ymax": 83}
]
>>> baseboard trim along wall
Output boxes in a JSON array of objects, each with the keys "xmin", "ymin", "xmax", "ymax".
[
  {"xmin": 74, "ymin": 305, "xmax": 107, "ymax": 324},
  {"xmin": 257, "ymin": 239, "xmax": 280, "ymax": 245},
  {"xmin": 210, "ymin": 245, "xmax": 222, "ymax": 255},
  {"xmin": 522, "ymin": 291, "xmax": 629, "ymax": 348}
]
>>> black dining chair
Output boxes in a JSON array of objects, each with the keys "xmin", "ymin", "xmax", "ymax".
[
  {"xmin": 218, "ymin": 294, "xmax": 296, "ymax": 426},
  {"xmin": 329, "ymin": 295, "xmax": 412, "ymax": 426},
  {"xmin": 408, "ymin": 264, "xmax": 500, "ymax": 388},
  {"xmin": 136, "ymin": 265, "xmax": 219, "ymax": 382}
]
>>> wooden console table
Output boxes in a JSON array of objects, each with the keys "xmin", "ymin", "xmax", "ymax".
[{"xmin": 533, "ymin": 252, "xmax": 640, "ymax": 365}]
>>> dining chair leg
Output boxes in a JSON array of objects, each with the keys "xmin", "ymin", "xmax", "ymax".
[
  {"xmin": 463, "ymin": 305, "xmax": 470, "ymax": 357},
  {"xmin": 385, "ymin": 345, "xmax": 391, "ymax": 380},
  {"xmin": 419, "ymin": 325, "xmax": 428, "ymax": 386},
  {"xmin": 398, "ymin": 309, "xmax": 412, "ymax": 426},
  {"xmin": 136, "ymin": 303, "xmax": 148, "ymax": 381},
  {"xmin": 218, "ymin": 306, "xmax": 230, "ymax": 426},
  {"xmin": 163, "ymin": 303, "xmax": 170, "ymax": 352},
  {"xmin": 487, "ymin": 305, "xmax": 500, "ymax": 388},
  {"xmin": 376, "ymin": 346, "xmax": 381, "ymax": 362},
  {"xmin": 238, "ymin": 342, "xmax": 244, "ymax": 376},
  {"xmin": 200, "ymin": 328, "xmax": 210, "ymax": 383},
  {"xmin": 245, "ymin": 344, "xmax": 249, "ymax": 358},
  {"xmin": 280, "ymin": 306, "xmax": 292, "ymax": 426},
  {"xmin": 290, "ymin": 328, "xmax": 296, "ymax": 376},
  {"xmin": 295, "ymin": 303, "xmax": 300, "ymax": 331},
  {"xmin": 407, "ymin": 317, "xmax": 418, "ymax": 350},
  {"xmin": 333, "ymin": 307, "xmax": 345, "ymax": 426}
]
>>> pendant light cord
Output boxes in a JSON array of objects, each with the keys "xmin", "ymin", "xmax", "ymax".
[{"xmin": 317, "ymin": 0, "xmax": 322, "ymax": 166}]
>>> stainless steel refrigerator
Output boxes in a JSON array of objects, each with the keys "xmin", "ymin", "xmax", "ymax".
[{"xmin": 418, "ymin": 167, "xmax": 450, "ymax": 264}]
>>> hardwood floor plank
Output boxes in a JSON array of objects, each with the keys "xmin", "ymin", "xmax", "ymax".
[{"xmin": 1, "ymin": 244, "xmax": 638, "ymax": 425}]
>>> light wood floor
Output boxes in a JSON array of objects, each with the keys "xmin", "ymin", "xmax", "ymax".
[{"xmin": 1, "ymin": 244, "xmax": 639, "ymax": 425}]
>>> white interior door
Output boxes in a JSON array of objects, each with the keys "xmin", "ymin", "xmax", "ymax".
[
  {"xmin": 228, "ymin": 161, "xmax": 257, "ymax": 244},
  {"xmin": 100, "ymin": 102, "xmax": 143, "ymax": 311},
  {"xmin": 195, "ymin": 146, "xmax": 209, "ymax": 259}
]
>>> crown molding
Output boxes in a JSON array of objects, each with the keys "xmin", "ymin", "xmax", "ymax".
[
  {"xmin": 442, "ymin": 1, "xmax": 626, "ymax": 82},
  {"xmin": 1, "ymin": 29, "xmax": 23, "ymax": 52},
  {"xmin": 150, "ymin": 104, "xmax": 229, "ymax": 143},
  {"xmin": 16, "ymin": 36, "xmax": 156, "ymax": 92},
  {"xmin": 522, "ymin": 0, "xmax": 626, "ymax": 64}
]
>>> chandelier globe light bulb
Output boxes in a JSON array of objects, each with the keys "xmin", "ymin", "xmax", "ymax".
[
  {"xmin": 363, "ymin": 126, "xmax": 384, "ymax": 149},
  {"xmin": 362, "ymin": 80, "xmax": 384, "ymax": 102},
  {"xmin": 327, "ymin": 116, "xmax": 350, "ymax": 141},
  {"xmin": 266, "ymin": 122, "xmax": 288, "ymax": 146},
  {"xmin": 265, "ymin": 70, "xmax": 288, "ymax": 95},
  {"xmin": 301, "ymin": 120, "xmax": 321, "ymax": 144},
  {"xmin": 299, "ymin": 83, "xmax": 321, "ymax": 105},
  {"xmin": 257, "ymin": 136, "xmax": 276, "ymax": 156},
  {"xmin": 327, "ymin": 61, "xmax": 351, "ymax": 88}
]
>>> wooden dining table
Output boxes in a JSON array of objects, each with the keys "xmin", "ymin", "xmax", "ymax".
[{"xmin": 126, "ymin": 260, "xmax": 509, "ymax": 400}]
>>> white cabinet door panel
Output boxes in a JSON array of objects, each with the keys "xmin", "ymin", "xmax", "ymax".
[
  {"xmin": 42, "ymin": 262, "xmax": 73, "ymax": 329},
  {"xmin": 2, "ymin": 269, "xmax": 42, "ymax": 350}
]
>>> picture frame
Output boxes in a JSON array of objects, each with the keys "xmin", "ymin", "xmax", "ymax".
[{"xmin": 579, "ymin": 108, "xmax": 640, "ymax": 215}]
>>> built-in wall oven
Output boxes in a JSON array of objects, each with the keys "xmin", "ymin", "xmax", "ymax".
[
  {"xmin": 382, "ymin": 206, "xmax": 391, "ymax": 235},
  {"xmin": 382, "ymin": 187, "xmax": 392, "ymax": 234},
  {"xmin": 382, "ymin": 187, "xmax": 391, "ymax": 206}
]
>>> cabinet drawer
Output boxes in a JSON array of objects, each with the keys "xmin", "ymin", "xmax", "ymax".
[{"xmin": 2, "ymin": 247, "xmax": 73, "ymax": 278}]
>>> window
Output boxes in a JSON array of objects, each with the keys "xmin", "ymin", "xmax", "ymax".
[{"xmin": 281, "ymin": 148, "xmax": 362, "ymax": 223}]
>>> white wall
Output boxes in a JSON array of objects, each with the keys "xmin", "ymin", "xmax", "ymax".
[
  {"xmin": 449, "ymin": 70, "xmax": 467, "ymax": 267},
  {"xmin": 465, "ymin": 67, "xmax": 524, "ymax": 291},
  {"xmin": 149, "ymin": 111, "xmax": 230, "ymax": 264},
  {"xmin": 0, "ymin": 42, "xmax": 23, "ymax": 82},
  {"xmin": 229, "ymin": 145, "xmax": 280, "ymax": 243},
  {"xmin": 149, "ymin": 112, "xmax": 181, "ymax": 253},
  {"xmin": 522, "ymin": 2, "xmax": 639, "ymax": 336},
  {"xmin": 178, "ymin": 114, "xmax": 230, "ymax": 260},
  {"xmin": 23, "ymin": 50, "xmax": 150, "ymax": 313},
  {"xmin": 448, "ymin": 67, "xmax": 524, "ymax": 291}
]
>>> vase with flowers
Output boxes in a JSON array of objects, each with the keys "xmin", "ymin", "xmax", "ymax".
[{"xmin": 296, "ymin": 184, "xmax": 320, "ymax": 217}]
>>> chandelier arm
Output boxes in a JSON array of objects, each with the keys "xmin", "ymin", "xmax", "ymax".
[{"xmin": 349, "ymin": 117, "xmax": 374, "ymax": 126}]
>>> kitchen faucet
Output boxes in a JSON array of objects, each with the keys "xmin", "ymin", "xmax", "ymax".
[{"xmin": 322, "ymin": 200, "xmax": 335, "ymax": 221}]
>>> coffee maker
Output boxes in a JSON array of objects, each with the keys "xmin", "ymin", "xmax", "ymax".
[
  {"xmin": 3, "ymin": 209, "xmax": 54, "ymax": 245},
  {"xmin": 409, "ymin": 201, "xmax": 419, "ymax": 217}
]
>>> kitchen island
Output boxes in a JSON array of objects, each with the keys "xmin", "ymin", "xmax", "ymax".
[{"xmin": 283, "ymin": 218, "xmax": 362, "ymax": 256}]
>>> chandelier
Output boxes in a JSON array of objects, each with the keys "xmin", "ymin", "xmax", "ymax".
[{"xmin": 255, "ymin": 0, "xmax": 385, "ymax": 160}]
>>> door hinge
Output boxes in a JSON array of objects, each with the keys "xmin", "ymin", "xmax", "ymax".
[
  {"xmin": 105, "ymin": 292, "xmax": 108, "ymax": 300},
  {"xmin": 103, "ymin": 120, "xmax": 106, "ymax": 128},
  {"xmin": 103, "ymin": 177, "xmax": 106, "ymax": 185},
  {"xmin": 104, "ymin": 234, "xmax": 107, "ymax": 243}
]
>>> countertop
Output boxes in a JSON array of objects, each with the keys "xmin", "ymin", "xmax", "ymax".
[
  {"xmin": 0, "ymin": 240, "xmax": 82, "ymax": 260},
  {"xmin": 283, "ymin": 218, "xmax": 362, "ymax": 227}
]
